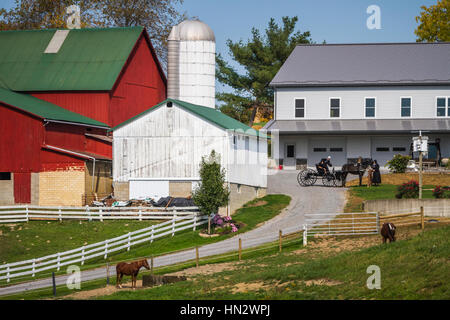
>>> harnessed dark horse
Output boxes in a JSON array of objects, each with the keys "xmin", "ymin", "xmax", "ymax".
[{"xmin": 341, "ymin": 158, "xmax": 372, "ymax": 187}]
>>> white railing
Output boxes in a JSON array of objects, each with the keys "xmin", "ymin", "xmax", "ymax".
[
  {"xmin": 303, "ymin": 212, "xmax": 379, "ymax": 244},
  {"xmin": 0, "ymin": 205, "xmax": 200, "ymax": 223},
  {"xmin": 0, "ymin": 214, "xmax": 209, "ymax": 283}
]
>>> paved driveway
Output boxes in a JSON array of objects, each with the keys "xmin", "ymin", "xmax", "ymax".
[{"xmin": 0, "ymin": 169, "xmax": 346, "ymax": 297}]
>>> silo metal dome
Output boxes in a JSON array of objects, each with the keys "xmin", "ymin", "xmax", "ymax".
[{"xmin": 168, "ymin": 20, "xmax": 215, "ymax": 42}]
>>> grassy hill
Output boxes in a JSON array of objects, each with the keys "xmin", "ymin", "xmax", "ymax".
[{"xmin": 95, "ymin": 223, "xmax": 450, "ymax": 300}]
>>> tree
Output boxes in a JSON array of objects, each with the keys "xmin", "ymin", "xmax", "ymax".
[
  {"xmin": 415, "ymin": 0, "xmax": 450, "ymax": 42},
  {"xmin": 192, "ymin": 150, "xmax": 230, "ymax": 223},
  {"xmin": 216, "ymin": 16, "xmax": 313, "ymax": 125},
  {"xmin": 0, "ymin": 0, "xmax": 186, "ymax": 68}
]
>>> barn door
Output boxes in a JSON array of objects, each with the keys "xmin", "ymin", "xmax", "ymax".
[{"xmin": 14, "ymin": 173, "xmax": 31, "ymax": 204}]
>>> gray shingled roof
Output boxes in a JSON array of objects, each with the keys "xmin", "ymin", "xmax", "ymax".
[
  {"xmin": 264, "ymin": 119, "xmax": 450, "ymax": 134},
  {"xmin": 270, "ymin": 43, "xmax": 450, "ymax": 87}
]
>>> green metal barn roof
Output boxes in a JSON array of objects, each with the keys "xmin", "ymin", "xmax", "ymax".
[
  {"xmin": 0, "ymin": 26, "xmax": 144, "ymax": 91},
  {"xmin": 0, "ymin": 87, "xmax": 109, "ymax": 127},
  {"xmin": 111, "ymin": 98, "xmax": 268, "ymax": 138}
]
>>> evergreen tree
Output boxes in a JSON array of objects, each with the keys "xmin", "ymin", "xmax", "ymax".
[
  {"xmin": 216, "ymin": 16, "xmax": 313, "ymax": 125},
  {"xmin": 192, "ymin": 150, "xmax": 230, "ymax": 218}
]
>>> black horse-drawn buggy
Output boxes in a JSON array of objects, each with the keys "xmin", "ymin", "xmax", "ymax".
[{"xmin": 297, "ymin": 158, "xmax": 372, "ymax": 187}]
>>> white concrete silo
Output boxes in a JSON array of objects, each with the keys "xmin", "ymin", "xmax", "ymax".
[{"xmin": 167, "ymin": 20, "xmax": 216, "ymax": 108}]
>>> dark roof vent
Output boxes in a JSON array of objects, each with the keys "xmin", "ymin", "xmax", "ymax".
[{"xmin": 167, "ymin": 101, "xmax": 173, "ymax": 108}]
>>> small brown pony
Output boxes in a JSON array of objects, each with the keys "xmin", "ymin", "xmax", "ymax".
[
  {"xmin": 381, "ymin": 222, "xmax": 396, "ymax": 243},
  {"xmin": 116, "ymin": 259, "xmax": 150, "ymax": 289},
  {"xmin": 367, "ymin": 167, "xmax": 374, "ymax": 188}
]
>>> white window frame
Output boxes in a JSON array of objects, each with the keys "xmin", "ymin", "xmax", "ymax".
[
  {"xmin": 329, "ymin": 97, "xmax": 341, "ymax": 118},
  {"xmin": 294, "ymin": 97, "xmax": 306, "ymax": 118},
  {"xmin": 364, "ymin": 97, "xmax": 376, "ymax": 118},
  {"xmin": 400, "ymin": 96, "xmax": 412, "ymax": 118},
  {"xmin": 436, "ymin": 96, "xmax": 448, "ymax": 117}
]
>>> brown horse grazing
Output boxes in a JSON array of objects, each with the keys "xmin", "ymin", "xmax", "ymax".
[
  {"xmin": 116, "ymin": 259, "xmax": 150, "ymax": 289},
  {"xmin": 381, "ymin": 223, "xmax": 396, "ymax": 243}
]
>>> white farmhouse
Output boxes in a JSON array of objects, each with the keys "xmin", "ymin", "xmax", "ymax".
[
  {"xmin": 265, "ymin": 42, "xmax": 450, "ymax": 169},
  {"xmin": 111, "ymin": 98, "xmax": 268, "ymax": 215}
]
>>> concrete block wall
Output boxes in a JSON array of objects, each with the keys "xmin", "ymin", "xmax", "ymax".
[
  {"xmin": 113, "ymin": 182, "xmax": 130, "ymax": 200},
  {"xmin": 38, "ymin": 168, "xmax": 85, "ymax": 206},
  {"xmin": 169, "ymin": 181, "xmax": 192, "ymax": 198},
  {"xmin": 364, "ymin": 198, "xmax": 450, "ymax": 217},
  {"xmin": 0, "ymin": 174, "xmax": 14, "ymax": 205}
]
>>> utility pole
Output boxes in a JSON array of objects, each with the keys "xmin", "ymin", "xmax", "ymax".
[
  {"xmin": 419, "ymin": 132, "xmax": 423, "ymax": 200},
  {"xmin": 412, "ymin": 130, "xmax": 428, "ymax": 200}
]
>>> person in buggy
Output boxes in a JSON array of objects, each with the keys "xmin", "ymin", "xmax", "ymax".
[{"xmin": 316, "ymin": 156, "xmax": 332, "ymax": 176}]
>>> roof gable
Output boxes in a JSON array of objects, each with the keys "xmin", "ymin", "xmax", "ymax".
[
  {"xmin": 0, "ymin": 87, "xmax": 108, "ymax": 127},
  {"xmin": 271, "ymin": 42, "xmax": 450, "ymax": 87},
  {"xmin": 111, "ymin": 99, "xmax": 266, "ymax": 137},
  {"xmin": 0, "ymin": 26, "xmax": 147, "ymax": 91}
]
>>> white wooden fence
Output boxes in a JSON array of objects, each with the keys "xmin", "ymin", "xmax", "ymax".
[
  {"xmin": 0, "ymin": 215, "xmax": 209, "ymax": 283},
  {"xmin": 303, "ymin": 212, "xmax": 379, "ymax": 245},
  {"xmin": 0, "ymin": 205, "xmax": 200, "ymax": 223}
]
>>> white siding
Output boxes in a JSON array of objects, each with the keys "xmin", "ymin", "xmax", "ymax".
[
  {"xmin": 276, "ymin": 86, "xmax": 450, "ymax": 120},
  {"xmin": 113, "ymin": 103, "xmax": 267, "ymax": 188}
]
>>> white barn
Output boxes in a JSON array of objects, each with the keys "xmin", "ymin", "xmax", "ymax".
[{"xmin": 111, "ymin": 99, "xmax": 268, "ymax": 214}]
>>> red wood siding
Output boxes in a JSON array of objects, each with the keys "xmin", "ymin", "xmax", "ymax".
[
  {"xmin": 14, "ymin": 172, "xmax": 31, "ymax": 203},
  {"xmin": 30, "ymin": 92, "xmax": 110, "ymax": 125},
  {"xmin": 110, "ymin": 35, "xmax": 166, "ymax": 127},
  {"xmin": 0, "ymin": 103, "xmax": 43, "ymax": 172}
]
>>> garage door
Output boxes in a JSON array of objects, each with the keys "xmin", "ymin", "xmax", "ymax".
[
  {"xmin": 308, "ymin": 138, "xmax": 347, "ymax": 168},
  {"xmin": 129, "ymin": 180, "xmax": 169, "ymax": 200},
  {"xmin": 371, "ymin": 137, "xmax": 411, "ymax": 166}
]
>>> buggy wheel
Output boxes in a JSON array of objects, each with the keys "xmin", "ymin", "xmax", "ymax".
[
  {"xmin": 297, "ymin": 169, "xmax": 317, "ymax": 186},
  {"xmin": 322, "ymin": 173, "xmax": 336, "ymax": 187}
]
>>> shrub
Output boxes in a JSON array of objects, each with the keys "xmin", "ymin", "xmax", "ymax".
[
  {"xmin": 396, "ymin": 180, "xmax": 419, "ymax": 199},
  {"xmin": 209, "ymin": 214, "xmax": 239, "ymax": 234},
  {"xmin": 433, "ymin": 186, "xmax": 450, "ymax": 199},
  {"xmin": 387, "ymin": 154, "xmax": 411, "ymax": 173}
]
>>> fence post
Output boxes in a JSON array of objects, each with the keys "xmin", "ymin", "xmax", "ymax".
[
  {"xmin": 127, "ymin": 232, "xmax": 131, "ymax": 251},
  {"xmin": 303, "ymin": 224, "xmax": 307, "ymax": 246},
  {"xmin": 99, "ymin": 209, "xmax": 103, "ymax": 222},
  {"xmin": 238, "ymin": 238, "xmax": 242, "ymax": 261},
  {"xmin": 6, "ymin": 265, "xmax": 10, "ymax": 283},
  {"xmin": 52, "ymin": 272, "xmax": 56, "ymax": 297},
  {"xmin": 139, "ymin": 208, "xmax": 142, "ymax": 222},
  {"xmin": 87, "ymin": 206, "xmax": 92, "ymax": 222},
  {"xmin": 150, "ymin": 225, "xmax": 154, "ymax": 243},
  {"xmin": 104, "ymin": 240, "xmax": 108, "ymax": 259},
  {"xmin": 376, "ymin": 212, "xmax": 380, "ymax": 233},
  {"xmin": 279, "ymin": 230, "xmax": 282, "ymax": 253},
  {"xmin": 32, "ymin": 259, "xmax": 36, "ymax": 277},
  {"xmin": 195, "ymin": 247, "xmax": 199, "ymax": 268},
  {"xmin": 56, "ymin": 253, "xmax": 61, "ymax": 271},
  {"xmin": 25, "ymin": 205, "xmax": 29, "ymax": 222},
  {"xmin": 172, "ymin": 216, "xmax": 176, "ymax": 237},
  {"xmin": 420, "ymin": 206, "xmax": 424, "ymax": 230},
  {"xmin": 151, "ymin": 256, "xmax": 154, "ymax": 275},
  {"xmin": 106, "ymin": 263, "xmax": 109, "ymax": 285},
  {"xmin": 193, "ymin": 215, "xmax": 197, "ymax": 231},
  {"xmin": 81, "ymin": 246, "xmax": 85, "ymax": 265},
  {"xmin": 58, "ymin": 206, "xmax": 62, "ymax": 222}
]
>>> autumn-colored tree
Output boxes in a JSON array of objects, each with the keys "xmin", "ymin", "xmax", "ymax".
[
  {"xmin": 216, "ymin": 16, "xmax": 313, "ymax": 126},
  {"xmin": 0, "ymin": 0, "xmax": 185, "ymax": 68},
  {"xmin": 415, "ymin": 0, "xmax": 450, "ymax": 42}
]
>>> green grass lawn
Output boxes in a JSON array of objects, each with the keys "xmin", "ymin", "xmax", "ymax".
[
  {"xmin": 95, "ymin": 224, "xmax": 450, "ymax": 300},
  {"xmin": 0, "ymin": 194, "xmax": 291, "ymax": 286}
]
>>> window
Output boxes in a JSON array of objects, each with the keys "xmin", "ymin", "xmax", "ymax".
[
  {"xmin": 0, "ymin": 172, "xmax": 11, "ymax": 180},
  {"xmin": 393, "ymin": 147, "xmax": 406, "ymax": 152},
  {"xmin": 295, "ymin": 99, "xmax": 305, "ymax": 118},
  {"xmin": 237, "ymin": 184, "xmax": 241, "ymax": 193},
  {"xmin": 437, "ymin": 97, "xmax": 446, "ymax": 117},
  {"xmin": 376, "ymin": 147, "xmax": 390, "ymax": 152},
  {"xmin": 245, "ymin": 136, "xmax": 249, "ymax": 151},
  {"xmin": 401, "ymin": 98, "xmax": 411, "ymax": 117},
  {"xmin": 313, "ymin": 148, "xmax": 327, "ymax": 152},
  {"xmin": 365, "ymin": 98, "xmax": 375, "ymax": 117},
  {"xmin": 330, "ymin": 98, "xmax": 340, "ymax": 118},
  {"xmin": 286, "ymin": 145, "xmax": 295, "ymax": 158},
  {"xmin": 330, "ymin": 147, "xmax": 343, "ymax": 152}
]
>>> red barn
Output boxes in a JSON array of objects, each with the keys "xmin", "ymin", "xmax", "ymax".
[{"xmin": 0, "ymin": 27, "xmax": 167, "ymax": 205}]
